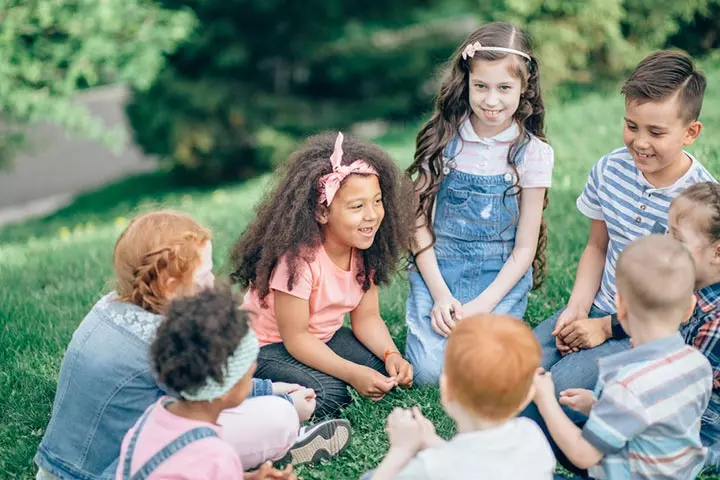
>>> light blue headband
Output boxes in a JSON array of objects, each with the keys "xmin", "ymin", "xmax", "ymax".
[{"xmin": 180, "ymin": 329, "xmax": 259, "ymax": 402}]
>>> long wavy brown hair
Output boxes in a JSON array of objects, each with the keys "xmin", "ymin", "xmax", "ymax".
[
  {"xmin": 407, "ymin": 22, "xmax": 549, "ymax": 289},
  {"xmin": 230, "ymin": 132, "xmax": 415, "ymax": 303}
]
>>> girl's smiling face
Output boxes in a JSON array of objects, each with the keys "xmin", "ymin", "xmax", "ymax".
[
  {"xmin": 467, "ymin": 56, "xmax": 524, "ymax": 138},
  {"xmin": 319, "ymin": 174, "xmax": 384, "ymax": 252}
]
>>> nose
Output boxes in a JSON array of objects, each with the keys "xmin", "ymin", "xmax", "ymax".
[
  {"xmin": 484, "ymin": 88, "xmax": 499, "ymax": 107},
  {"xmin": 364, "ymin": 204, "xmax": 380, "ymax": 222},
  {"xmin": 633, "ymin": 131, "xmax": 651, "ymax": 149}
]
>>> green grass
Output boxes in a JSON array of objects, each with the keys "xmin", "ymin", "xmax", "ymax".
[{"xmin": 2, "ymin": 61, "xmax": 720, "ymax": 479}]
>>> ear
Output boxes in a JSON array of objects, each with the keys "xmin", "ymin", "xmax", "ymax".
[
  {"xmin": 711, "ymin": 241, "xmax": 720, "ymax": 266},
  {"xmin": 439, "ymin": 372, "xmax": 452, "ymax": 403},
  {"xmin": 685, "ymin": 292, "xmax": 698, "ymax": 321},
  {"xmin": 682, "ymin": 120, "xmax": 702, "ymax": 146},
  {"xmin": 315, "ymin": 204, "xmax": 330, "ymax": 225}
]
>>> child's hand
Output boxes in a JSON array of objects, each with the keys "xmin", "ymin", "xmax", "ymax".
[
  {"xmin": 271, "ymin": 382, "xmax": 305, "ymax": 395},
  {"xmin": 350, "ymin": 366, "xmax": 396, "ymax": 401},
  {"xmin": 430, "ymin": 296, "xmax": 463, "ymax": 337},
  {"xmin": 385, "ymin": 407, "xmax": 424, "ymax": 454},
  {"xmin": 557, "ymin": 317, "xmax": 609, "ymax": 351},
  {"xmin": 385, "ymin": 354, "xmax": 413, "ymax": 388},
  {"xmin": 552, "ymin": 306, "xmax": 584, "ymax": 355},
  {"xmin": 532, "ymin": 368, "xmax": 556, "ymax": 407},
  {"xmin": 289, "ymin": 388, "xmax": 317, "ymax": 422},
  {"xmin": 246, "ymin": 462, "xmax": 297, "ymax": 480},
  {"xmin": 410, "ymin": 406, "xmax": 444, "ymax": 450},
  {"xmin": 559, "ymin": 388, "xmax": 595, "ymax": 416}
]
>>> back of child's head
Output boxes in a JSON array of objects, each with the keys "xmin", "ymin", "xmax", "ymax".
[
  {"xmin": 230, "ymin": 132, "xmax": 414, "ymax": 301},
  {"xmin": 113, "ymin": 210, "xmax": 211, "ymax": 314},
  {"xmin": 444, "ymin": 314, "xmax": 541, "ymax": 422},
  {"xmin": 621, "ymin": 50, "xmax": 706, "ymax": 124},
  {"xmin": 151, "ymin": 287, "xmax": 255, "ymax": 401},
  {"xmin": 672, "ymin": 182, "xmax": 720, "ymax": 244},
  {"xmin": 616, "ymin": 235, "xmax": 695, "ymax": 322}
]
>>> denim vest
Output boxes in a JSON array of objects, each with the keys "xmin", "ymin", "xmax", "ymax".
[{"xmin": 35, "ymin": 293, "xmax": 277, "ymax": 480}]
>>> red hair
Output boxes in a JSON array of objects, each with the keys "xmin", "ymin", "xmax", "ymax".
[
  {"xmin": 113, "ymin": 210, "xmax": 211, "ymax": 314},
  {"xmin": 445, "ymin": 314, "xmax": 541, "ymax": 421}
]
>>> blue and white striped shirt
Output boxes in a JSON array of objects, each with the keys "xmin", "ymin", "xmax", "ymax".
[
  {"xmin": 576, "ymin": 147, "xmax": 716, "ymax": 313},
  {"xmin": 583, "ymin": 334, "xmax": 712, "ymax": 479}
]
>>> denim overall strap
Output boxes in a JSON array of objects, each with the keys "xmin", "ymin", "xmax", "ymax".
[{"xmin": 122, "ymin": 405, "xmax": 218, "ymax": 480}]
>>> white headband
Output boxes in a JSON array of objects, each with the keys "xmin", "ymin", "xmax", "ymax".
[
  {"xmin": 180, "ymin": 328, "xmax": 259, "ymax": 402},
  {"xmin": 462, "ymin": 42, "xmax": 531, "ymax": 61}
]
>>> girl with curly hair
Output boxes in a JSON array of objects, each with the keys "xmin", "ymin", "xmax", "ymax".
[
  {"xmin": 404, "ymin": 22, "xmax": 554, "ymax": 385},
  {"xmin": 117, "ymin": 288, "xmax": 300, "ymax": 480},
  {"xmin": 233, "ymin": 132, "xmax": 415, "ymax": 417},
  {"xmin": 35, "ymin": 211, "xmax": 348, "ymax": 480}
]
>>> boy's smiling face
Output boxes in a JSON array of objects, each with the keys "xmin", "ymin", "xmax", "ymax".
[{"xmin": 622, "ymin": 93, "xmax": 702, "ymax": 186}]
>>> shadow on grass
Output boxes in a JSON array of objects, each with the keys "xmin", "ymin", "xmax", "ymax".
[{"xmin": 0, "ymin": 170, "xmax": 252, "ymax": 244}]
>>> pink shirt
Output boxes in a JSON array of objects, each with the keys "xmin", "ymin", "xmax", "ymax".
[
  {"xmin": 116, "ymin": 398, "xmax": 243, "ymax": 480},
  {"xmin": 243, "ymin": 245, "xmax": 365, "ymax": 346},
  {"xmin": 443, "ymin": 119, "xmax": 554, "ymax": 188}
]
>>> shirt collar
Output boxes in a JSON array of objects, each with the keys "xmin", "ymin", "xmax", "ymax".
[
  {"xmin": 598, "ymin": 333, "xmax": 685, "ymax": 373},
  {"xmin": 459, "ymin": 117, "xmax": 520, "ymax": 145},
  {"xmin": 696, "ymin": 281, "xmax": 720, "ymax": 314}
]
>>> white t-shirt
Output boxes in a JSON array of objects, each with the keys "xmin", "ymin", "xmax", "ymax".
[
  {"xmin": 443, "ymin": 119, "xmax": 554, "ymax": 189},
  {"xmin": 394, "ymin": 417, "xmax": 555, "ymax": 480}
]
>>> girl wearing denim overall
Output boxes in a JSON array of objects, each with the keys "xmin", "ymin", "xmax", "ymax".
[{"xmin": 405, "ymin": 22, "xmax": 555, "ymax": 385}]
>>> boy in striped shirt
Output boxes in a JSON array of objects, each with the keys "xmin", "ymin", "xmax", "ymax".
[
  {"xmin": 531, "ymin": 50, "xmax": 715, "ymax": 384},
  {"xmin": 533, "ymin": 235, "xmax": 712, "ymax": 479}
]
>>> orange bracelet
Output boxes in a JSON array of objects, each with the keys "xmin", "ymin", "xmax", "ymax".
[{"xmin": 383, "ymin": 349, "xmax": 402, "ymax": 362}]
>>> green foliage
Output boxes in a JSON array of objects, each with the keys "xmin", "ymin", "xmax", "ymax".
[
  {"xmin": 0, "ymin": 0, "xmax": 195, "ymax": 167},
  {"xmin": 127, "ymin": 0, "xmax": 719, "ymax": 181}
]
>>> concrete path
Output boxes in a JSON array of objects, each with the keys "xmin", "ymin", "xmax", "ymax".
[{"xmin": 0, "ymin": 85, "xmax": 157, "ymax": 227}]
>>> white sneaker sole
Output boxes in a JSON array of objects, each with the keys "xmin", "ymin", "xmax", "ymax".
[{"xmin": 287, "ymin": 419, "xmax": 352, "ymax": 465}]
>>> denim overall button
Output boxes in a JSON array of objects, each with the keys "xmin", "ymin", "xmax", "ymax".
[
  {"xmin": 504, "ymin": 173, "xmax": 513, "ymax": 182},
  {"xmin": 443, "ymin": 167, "xmax": 450, "ymax": 175}
]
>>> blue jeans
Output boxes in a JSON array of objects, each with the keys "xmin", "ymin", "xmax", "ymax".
[{"xmin": 523, "ymin": 305, "xmax": 630, "ymax": 475}]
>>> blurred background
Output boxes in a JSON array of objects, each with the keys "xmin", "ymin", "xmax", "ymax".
[{"xmin": 0, "ymin": 0, "xmax": 718, "ymax": 225}]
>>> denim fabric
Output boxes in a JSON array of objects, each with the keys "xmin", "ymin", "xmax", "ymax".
[
  {"xmin": 255, "ymin": 327, "xmax": 387, "ymax": 418},
  {"xmin": 35, "ymin": 293, "xmax": 284, "ymax": 480},
  {"xmin": 405, "ymin": 167, "xmax": 532, "ymax": 386}
]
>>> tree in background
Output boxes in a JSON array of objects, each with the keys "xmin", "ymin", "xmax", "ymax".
[
  {"xmin": 127, "ymin": 0, "xmax": 719, "ymax": 182},
  {"xmin": 0, "ymin": 0, "xmax": 195, "ymax": 168}
]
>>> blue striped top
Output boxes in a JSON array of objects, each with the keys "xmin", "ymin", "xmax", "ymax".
[{"xmin": 576, "ymin": 147, "xmax": 716, "ymax": 313}]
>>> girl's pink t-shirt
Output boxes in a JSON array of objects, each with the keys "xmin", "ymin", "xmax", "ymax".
[
  {"xmin": 243, "ymin": 245, "xmax": 365, "ymax": 346},
  {"xmin": 116, "ymin": 398, "xmax": 243, "ymax": 480}
]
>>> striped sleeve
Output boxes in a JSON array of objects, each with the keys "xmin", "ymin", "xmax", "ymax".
[
  {"xmin": 582, "ymin": 382, "xmax": 650, "ymax": 454},
  {"xmin": 576, "ymin": 156, "xmax": 605, "ymax": 220}
]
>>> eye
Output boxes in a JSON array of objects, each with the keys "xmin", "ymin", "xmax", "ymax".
[
  {"xmin": 650, "ymin": 131, "xmax": 664, "ymax": 137},
  {"xmin": 499, "ymin": 85, "xmax": 512, "ymax": 91},
  {"xmin": 626, "ymin": 124, "xmax": 638, "ymax": 131},
  {"xmin": 474, "ymin": 83, "xmax": 486, "ymax": 89},
  {"xmin": 374, "ymin": 198, "xmax": 383, "ymax": 205},
  {"xmin": 351, "ymin": 204, "xmax": 363, "ymax": 210}
]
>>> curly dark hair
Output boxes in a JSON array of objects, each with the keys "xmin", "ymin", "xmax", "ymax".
[
  {"xmin": 151, "ymin": 288, "xmax": 251, "ymax": 395},
  {"xmin": 230, "ymin": 132, "xmax": 415, "ymax": 303},
  {"xmin": 407, "ymin": 22, "xmax": 549, "ymax": 289}
]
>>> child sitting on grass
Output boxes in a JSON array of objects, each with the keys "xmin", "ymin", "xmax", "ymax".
[
  {"xmin": 117, "ymin": 287, "xmax": 295, "ymax": 479},
  {"xmin": 533, "ymin": 235, "xmax": 712, "ymax": 479},
  {"xmin": 365, "ymin": 314, "xmax": 555, "ymax": 479}
]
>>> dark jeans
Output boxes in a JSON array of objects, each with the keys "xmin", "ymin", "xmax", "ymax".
[{"xmin": 255, "ymin": 327, "xmax": 387, "ymax": 418}]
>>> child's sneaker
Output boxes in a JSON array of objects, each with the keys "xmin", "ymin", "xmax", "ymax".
[{"xmin": 284, "ymin": 419, "xmax": 351, "ymax": 465}]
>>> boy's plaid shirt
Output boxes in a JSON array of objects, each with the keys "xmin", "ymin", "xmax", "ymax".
[{"xmin": 682, "ymin": 281, "xmax": 720, "ymax": 422}]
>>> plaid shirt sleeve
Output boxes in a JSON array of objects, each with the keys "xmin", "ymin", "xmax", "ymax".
[
  {"xmin": 691, "ymin": 316, "xmax": 720, "ymax": 390},
  {"xmin": 582, "ymin": 381, "xmax": 651, "ymax": 454}
]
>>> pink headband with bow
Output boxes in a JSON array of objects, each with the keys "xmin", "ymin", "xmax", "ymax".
[{"xmin": 317, "ymin": 132, "xmax": 378, "ymax": 206}]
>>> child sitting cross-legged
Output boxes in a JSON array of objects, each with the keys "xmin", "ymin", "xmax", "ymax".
[
  {"xmin": 365, "ymin": 314, "xmax": 555, "ymax": 480},
  {"xmin": 533, "ymin": 235, "xmax": 713, "ymax": 479},
  {"xmin": 116, "ymin": 287, "xmax": 296, "ymax": 480}
]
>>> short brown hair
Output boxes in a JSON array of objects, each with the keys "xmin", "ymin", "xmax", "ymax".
[
  {"xmin": 444, "ymin": 314, "xmax": 541, "ymax": 421},
  {"xmin": 621, "ymin": 50, "xmax": 706, "ymax": 123},
  {"xmin": 616, "ymin": 235, "xmax": 695, "ymax": 320},
  {"xmin": 674, "ymin": 182, "xmax": 720, "ymax": 243}
]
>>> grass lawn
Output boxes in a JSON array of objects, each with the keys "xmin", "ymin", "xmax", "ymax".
[{"xmin": 2, "ymin": 60, "xmax": 720, "ymax": 479}]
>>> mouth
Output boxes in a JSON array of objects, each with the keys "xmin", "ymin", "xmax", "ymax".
[
  {"xmin": 482, "ymin": 108, "xmax": 502, "ymax": 119},
  {"xmin": 634, "ymin": 150, "xmax": 656, "ymax": 160},
  {"xmin": 358, "ymin": 226, "xmax": 376, "ymax": 237}
]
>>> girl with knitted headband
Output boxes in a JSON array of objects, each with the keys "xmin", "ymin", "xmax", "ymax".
[
  {"xmin": 232, "ymin": 132, "xmax": 415, "ymax": 417},
  {"xmin": 117, "ymin": 288, "xmax": 297, "ymax": 480},
  {"xmin": 404, "ymin": 22, "xmax": 555, "ymax": 385},
  {"xmin": 35, "ymin": 211, "xmax": 348, "ymax": 480}
]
